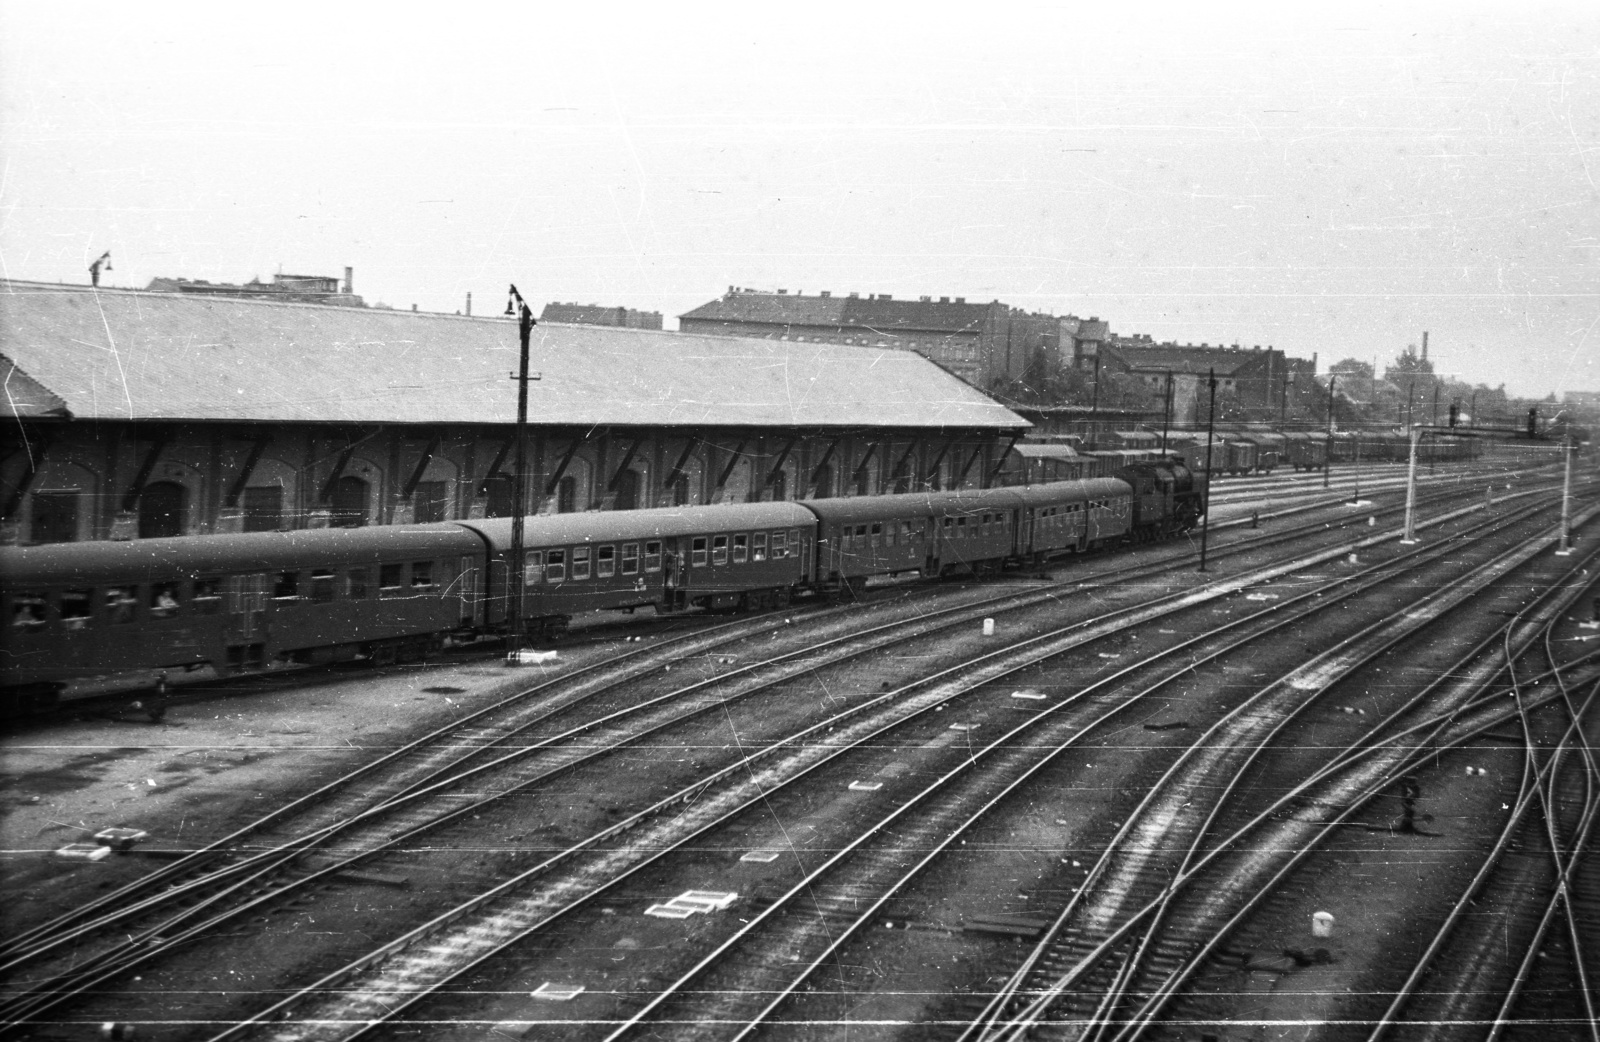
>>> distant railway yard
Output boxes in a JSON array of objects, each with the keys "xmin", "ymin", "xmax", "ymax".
[{"xmin": 3, "ymin": 455, "xmax": 1597, "ymax": 1042}]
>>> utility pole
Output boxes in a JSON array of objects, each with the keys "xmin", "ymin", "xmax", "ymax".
[
  {"xmin": 1402, "ymin": 426, "xmax": 1421, "ymax": 544},
  {"xmin": 1161, "ymin": 371, "xmax": 1173, "ymax": 453},
  {"xmin": 1199, "ymin": 368, "xmax": 1218, "ymax": 573},
  {"xmin": 504, "ymin": 285, "xmax": 540, "ymax": 655},
  {"xmin": 1556, "ymin": 430, "xmax": 1574, "ymax": 556},
  {"xmin": 1431, "ymin": 383, "xmax": 1439, "ymax": 427},
  {"xmin": 1323, "ymin": 374, "xmax": 1337, "ymax": 490}
]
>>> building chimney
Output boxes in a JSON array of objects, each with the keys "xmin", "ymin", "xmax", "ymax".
[
  {"xmin": 411, "ymin": 304, "xmax": 417, "ymax": 312},
  {"xmin": 465, "ymin": 292, "xmax": 472, "ymax": 317},
  {"xmin": 343, "ymin": 267, "xmax": 354, "ymax": 295}
]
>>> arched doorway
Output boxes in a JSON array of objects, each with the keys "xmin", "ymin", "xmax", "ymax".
[
  {"xmin": 330, "ymin": 475, "xmax": 369, "ymax": 528},
  {"xmin": 811, "ymin": 463, "xmax": 833, "ymax": 500},
  {"xmin": 139, "ymin": 481, "xmax": 186, "ymax": 539},
  {"xmin": 614, "ymin": 469, "xmax": 641, "ymax": 511},
  {"xmin": 482, "ymin": 475, "xmax": 514, "ymax": 518},
  {"xmin": 557, "ymin": 476, "xmax": 578, "ymax": 514}
]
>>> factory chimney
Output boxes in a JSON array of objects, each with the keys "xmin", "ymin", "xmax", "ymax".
[{"xmin": 1421, "ymin": 330, "xmax": 1428, "ymax": 362}]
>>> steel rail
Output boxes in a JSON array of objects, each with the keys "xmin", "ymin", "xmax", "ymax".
[
  {"xmin": 602, "ymin": 496, "xmax": 1579, "ymax": 1041},
  {"xmin": 967, "ymin": 506, "xmax": 1596, "ymax": 1042},
  {"xmin": 976, "ymin": 514, "xmax": 1600, "ymax": 1042},
  {"xmin": 182, "ymin": 487, "xmax": 1525, "ymax": 1042},
  {"xmin": 1081, "ymin": 554, "xmax": 1600, "ymax": 1042},
  {"xmin": 1091, "ymin": 531, "xmax": 1600, "ymax": 1041}
]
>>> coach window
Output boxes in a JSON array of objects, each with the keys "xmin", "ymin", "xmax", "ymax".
[
  {"xmin": 572, "ymin": 547, "xmax": 592, "ymax": 580},
  {"xmin": 712, "ymin": 535, "xmax": 728, "ymax": 565},
  {"xmin": 597, "ymin": 545, "xmax": 616, "ymax": 578},
  {"xmin": 692, "ymin": 536, "xmax": 708, "ymax": 567},
  {"xmin": 789, "ymin": 530, "xmax": 801, "ymax": 557},
  {"xmin": 12, "ymin": 594, "xmax": 46, "ymax": 632},
  {"xmin": 106, "ymin": 586, "xmax": 138, "ymax": 624},
  {"xmin": 770, "ymin": 530, "xmax": 787, "ymax": 559},
  {"xmin": 644, "ymin": 541, "xmax": 662, "ymax": 573},
  {"xmin": 621, "ymin": 543, "xmax": 640, "ymax": 575},
  {"xmin": 752, "ymin": 532, "xmax": 768, "ymax": 561},
  {"xmin": 871, "ymin": 522, "xmax": 883, "ymax": 547},
  {"xmin": 856, "ymin": 524, "xmax": 868, "ymax": 546},
  {"xmin": 379, "ymin": 563, "xmax": 405, "ymax": 591},
  {"xmin": 732, "ymin": 534, "xmax": 748, "ymax": 563},
  {"xmin": 311, "ymin": 570, "xmax": 337, "ymax": 603},
  {"xmin": 840, "ymin": 527, "xmax": 852, "ymax": 551},
  {"xmin": 61, "ymin": 589, "xmax": 92, "ymax": 629},
  {"xmin": 193, "ymin": 579, "xmax": 223, "ymax": 614},
  {"xmin": 149, "ymin": 583, "xmax": 182, "ymax": 618},
  {"xmin": 273, "ymin": 572, "xmax": 300, "ymax": 600},
  {"xmin": 410, "ymin": 561, "xmax": 435, "ymax": 589},
  {"xmin": 346, "ymin": 568, "xmax": 371, "ymax": 600},
  {"xmin": 523, "ymin": 551, "xmax": 544, "ymax": 585},
  {"xmin": 546, "ymin": 549, "xmax": 566, "ymax": 582}
]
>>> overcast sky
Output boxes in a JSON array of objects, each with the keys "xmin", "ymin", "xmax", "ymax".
[{"xmin": 2, "ymin": 1, "xmax": 1595, "ymax": 397}]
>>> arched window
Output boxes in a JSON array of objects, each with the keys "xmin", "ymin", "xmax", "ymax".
[
  {"xmin": 482, "ymin": 475, "xmax": 514, "ymax": 518},
  {"xmin": 30, "ymin": 491, "xmax": 80, "ymax": 544},
  {"xmin": 811, "ymin": 463, "xmax": 833, "ymax": 500},
  {"xmin": 614, "ymin": 469, "xmax": 641, "ymax": 511},
  {"xmin": 557, "ymin": 475, "xmax": 578, "ymax": 514},
  {"xmin": 139, "ymin": 481, "xmax": 186, "ymax": 539},
  {"xmin": 329, "ymin": 475, "xmax": 369, "ymax": 528}
]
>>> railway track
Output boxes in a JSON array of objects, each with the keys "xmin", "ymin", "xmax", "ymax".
[
  {"xmin": 143, "ymin": 486, "xmax": 1584, "ymax": 1040},
  {"xmin": 1, "ymin": 474, "xmax": 1582, "ymax": 1039},
  {"xmin": 954, "ymin": 537, "xmax": 1600, "ymax": 1041}
]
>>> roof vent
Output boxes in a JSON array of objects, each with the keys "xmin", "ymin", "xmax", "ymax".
[
  {"xmin": 848, "ymin": 292, "xmax": 859, "ymax": 298},
  {"xmin": 880, "ymin": 294, "xmax": 893, "ymax": 301},
  {"xmin": 820, "ymin": 290, "xmax": 831, "ymax": 298},
  {"xmin": 955, "ymin": 297, "xmax": 965, "ymax": 304},
  {"xmin": 777, "ymin": 289, "xmax": 787, "ymax": 295},
  {"xmin": 939, "ymin": 296, "xmax": 950, "ymax": 303},
  {"xmin": 920, "ymin": 295, "xmax": 931, "ymax": 302}
]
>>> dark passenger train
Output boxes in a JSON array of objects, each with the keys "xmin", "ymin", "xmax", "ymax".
[{"xmin": 2, "ymin": 461, "xmax": 1204, "ymax": 714}]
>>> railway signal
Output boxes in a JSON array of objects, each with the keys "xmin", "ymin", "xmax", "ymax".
[{"xmin": 504, "ymin": 284, "xmax": 541, "ymax": 656}]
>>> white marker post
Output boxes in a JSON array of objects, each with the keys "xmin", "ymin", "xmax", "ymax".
[
  {"xmin": 1556, "ymin": 432, "xmax": 1574, "ymax": 556},
  {"xmin": 1401, "ymin": 426, "xmax": 1421, "ymax": 544}
]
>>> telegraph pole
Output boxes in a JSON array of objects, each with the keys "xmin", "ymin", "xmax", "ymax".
[
  {"xmin": 1199, "ymin": 368, "xmax": 1218, "ymax": 573},
  {"xmin": 504, "ymin": 285, "xmax": 540, "ymax": 654},
  {"xmin": 1323, "ymin": 374, "xmax": 1337, "ymax": 489},
  {"xmin": 1557, "ymin": 430, "xmax": 1574, "ymax": 556}
]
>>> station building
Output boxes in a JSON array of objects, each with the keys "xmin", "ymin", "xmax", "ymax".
[{"xmin": 0, "ymin": 280, "xmax": 1027, "ymax": 545}]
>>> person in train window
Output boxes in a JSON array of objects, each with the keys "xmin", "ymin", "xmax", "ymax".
[
  {"xmin": 752, "ymin": 533, "xmax": 768, "ymax": 561},
  {"xmin": 770, "ymin": 531, "xmax": 786, "ymax": 559},
  {"xmin": 732, "ymin": 534, "xmax": 748, "ymax": 563},
  {"xmin": 61, "ymin": 590, "xmax": 92, "ymax": 629},
  {"xmin": 107, "ymin": 587, "xmax": 138, "ymax": 624},
  {"xmin": 149, "ymin": 584, "xmax": 181, "ymax": 618},
  {"xmin": 12, "ymin": 596, "xmax": 46, "ymax": 631}
]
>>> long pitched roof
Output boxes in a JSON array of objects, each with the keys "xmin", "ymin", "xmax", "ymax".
[
  {"xmin": 0, "ymin": 281, "xmax": 1025, "ymax": 430},
  {"xmin": 1106, "ymin": 344, "xmax": 1264, "ymax": 377},
  {"xmin": 681, "ymin": 291, "xmax": 996, "ymax": 334}
]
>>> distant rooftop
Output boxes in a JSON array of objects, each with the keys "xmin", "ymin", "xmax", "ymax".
[{"xmin": 144, "ymin": 266, "xmax": 364, "ymax": 307}]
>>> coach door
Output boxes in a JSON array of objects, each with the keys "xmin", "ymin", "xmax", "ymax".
[
  {"xmin": 225, "ymin": 572, "xmax": 270, "ymax": 669},
  {"xmin": 662, "ymin": 537, "xmax": 689, "ymax": 612}
]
